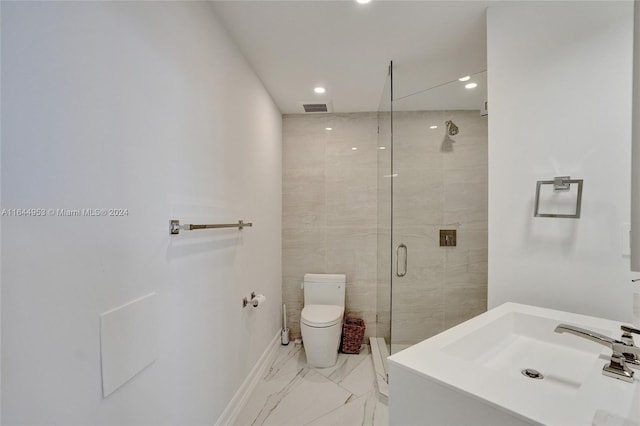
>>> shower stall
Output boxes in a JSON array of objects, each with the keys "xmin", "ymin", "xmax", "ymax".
[{"xmin": 373, "ymin": 63, "xmax": 489, "ymax": 377}]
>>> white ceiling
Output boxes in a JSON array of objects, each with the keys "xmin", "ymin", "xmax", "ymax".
[{"xmin": 211, "ymin": 1, "xmax": 492, "ymax": 114}]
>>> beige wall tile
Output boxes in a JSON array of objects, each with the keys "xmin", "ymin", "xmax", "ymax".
[
  {"xmin": 326, "ymin": 138, "xmax": 377, "ymax": 169},
  {"xmin": 282, "ymin": 114, "xmax": 380, "ymax": 342},
  {"xmin": 325, "ymin": 227, "xmax": 377, "ymax": 282},
  {"xmin": 282, "ymin": 276, "xmax": 304, "ymax": 338},
  {"xmin": 392, "ymin": 168, "xmax": 445, "ymax": 227},
  {"xmin": 324, "ymin": 113, "xmax": 378, "ymax": 141},
  {"xmin": 282, "ymin": 228, "xmax": 327, "ymax": 278},
  {"xmin": 443, "ymin": 286, "xmax": 488, "ymax": 330},
  {"xmin": 283, "ymin": 135, "xmax": 326, "ymax": 171},
  {"xmin": 283, "ymin": 168, "xmax": 326, "ymax": 227},
  {"xmin": 282, "ymin": 111, "xmax": 487, "ymax": 347},
  {"xmin": 283, "ymin": 114, "xmax": 331, "ymax": 140},
  {"xmin": 392, "ymin": 310, "xmax": 446, "ymax": 344},
  {"xmin": 444, "ymin": 208, "xmax": 488, "ymax": 231},
  {"xmin": 326, "ymin": 167, "xmax": 377, "ymax": 227}
]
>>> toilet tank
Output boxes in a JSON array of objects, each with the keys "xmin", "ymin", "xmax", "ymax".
[{"xmin": 303, "ymin": 273, "xmax": 346, "ymax": 306}]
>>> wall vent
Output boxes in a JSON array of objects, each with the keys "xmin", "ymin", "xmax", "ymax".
[{"xmin": 299, "ymin": 100, "xmax": 333, "ymax": 113}]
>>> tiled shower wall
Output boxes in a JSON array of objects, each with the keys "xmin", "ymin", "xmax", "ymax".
[
  {"xmin": 282, "ymin": 113, "xmax": 378, "ymax": 339},
  {"xmin": 390, "ymin": 110, "xmax": 488, "ymax": 344},
  {"xmin": 282, "ymin": 111, "xmax": 487, "ymax": 343}
]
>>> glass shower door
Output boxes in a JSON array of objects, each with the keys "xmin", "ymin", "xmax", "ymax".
[
  {"xmin": 376, "ymin": 64, "xmax": 392, "ymax": 357},
  {"xmin": 389, "ymin": 71, "xmax": 489, "ymax": 353}
]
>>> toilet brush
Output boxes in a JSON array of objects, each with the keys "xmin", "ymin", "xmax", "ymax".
[{"xmin": 281, "ymin": 304, "xmax": 290, "ymax": 345}]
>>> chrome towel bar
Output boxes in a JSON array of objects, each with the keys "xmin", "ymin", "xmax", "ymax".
[{"xmin": 170, "ymin": 219, "xmax": 252, "ymax": 235}]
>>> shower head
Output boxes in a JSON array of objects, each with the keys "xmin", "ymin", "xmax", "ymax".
[{"xmin": 445, "ymin": 120, "xmax": 459, "ymax": 136}]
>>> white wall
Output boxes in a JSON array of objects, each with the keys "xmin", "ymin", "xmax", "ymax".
[
  {"xmin": 1, "ymin": 2, "xmax": 282, "ymax": 425},
  {"xmin": 0, "ymin": 2, "xmax": 3, "ymax": 420},
  {"xmin": 487, "ymin": 2, "xmax": 634, "ymax": 322},
  {"xmin": 632, "ymin": 0, "xmax": 640, "ymax": 273}
]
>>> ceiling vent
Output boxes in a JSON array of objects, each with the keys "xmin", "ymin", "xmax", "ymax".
[
  {"xmin": 299, "ymin": 100, "xmax": 333, "ymax": 113},
  {"xmin": 303, "ymin": 103, "xmax": 328, "ymax": 113}
]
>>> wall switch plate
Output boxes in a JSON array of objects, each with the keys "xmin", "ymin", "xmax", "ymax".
[{"xmin": 440, "ymin": 230, "xmax": 457, "ymax": 247}]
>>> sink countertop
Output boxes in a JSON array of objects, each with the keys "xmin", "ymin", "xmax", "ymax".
[{"xmin": 388, "ymin": 302, "xmax": 640, "ymax": 426}]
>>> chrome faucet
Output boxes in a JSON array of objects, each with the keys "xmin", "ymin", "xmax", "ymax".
[
  {"xmin": 620, "ymin": 324, "xmax": 640, "ymax": 366},
  {"xmin": 554, "ymin": 324, "xmax": 640, "ymax": 383}
]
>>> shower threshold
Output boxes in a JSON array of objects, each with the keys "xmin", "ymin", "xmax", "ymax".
[
  {"xmin": 369, "ymin": 337, "xmax": 389, "ymax": 400},
  {"xmin": 369, "ymin": 339, "xmax": 416, "ymax": 399}
]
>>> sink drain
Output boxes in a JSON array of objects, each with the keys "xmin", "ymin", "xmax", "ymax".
[{"xmin": 521, "ymin": 368, "xmax": 544, "ymax": 379}]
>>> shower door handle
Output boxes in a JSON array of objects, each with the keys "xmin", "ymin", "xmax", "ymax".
[{"xmin": 396, "ymin": 243, "xmax": 407, "ymax": 277}]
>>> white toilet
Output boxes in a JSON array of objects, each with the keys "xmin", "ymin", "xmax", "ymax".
[{"xmin": 300, "ymin": 273, "xmax": 346, "ymax": 368}]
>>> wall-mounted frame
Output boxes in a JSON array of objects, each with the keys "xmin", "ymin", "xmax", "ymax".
[{"xmin": 534, "ymin": 176, "xmax": 583, "ymax": 218}]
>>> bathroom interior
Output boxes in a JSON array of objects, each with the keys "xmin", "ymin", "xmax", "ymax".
[{"xmin": 1, "ymin": 1, "xmax": 639, "ymax": 425}]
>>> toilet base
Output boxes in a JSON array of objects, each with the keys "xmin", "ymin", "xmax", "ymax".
[{"xmin": 300, "ymin": 321, "xmax": 341, "ymax": 368}]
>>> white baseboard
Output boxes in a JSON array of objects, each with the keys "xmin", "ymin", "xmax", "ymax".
[{"xmin": 215, "ymin": 331, "xmax": 281, "ymax": 426}]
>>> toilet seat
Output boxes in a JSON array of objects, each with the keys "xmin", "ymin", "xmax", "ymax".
[{"xmin": 301, "ymin": 304, "xmax": 344, "ymax": 328}]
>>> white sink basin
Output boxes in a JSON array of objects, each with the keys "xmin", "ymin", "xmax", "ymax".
[
  {"xmin": 388, "ymin": 303, "xmax": 640, "ymax": 426},
  {"xmin": 442, "ymin": 311, "xmax": 605, "ymax": 393}
]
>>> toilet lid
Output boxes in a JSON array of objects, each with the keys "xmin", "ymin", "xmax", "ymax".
[{"xmin": 301, "ymin": 305, "xmax": 344, "ymax": 328}]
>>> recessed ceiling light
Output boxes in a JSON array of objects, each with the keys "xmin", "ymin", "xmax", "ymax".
[
  {"xmin": 378, "ymin": 146, "xmax": 386, "ymax": 150},
  {"xmin": 325, "ymin": 127, "xmax": 333, "ymax": 131},
  {"xmin": 314, "ymin": 87, "xmax": 326, "ymax": 94},
  {"xmin": 458, "ymin": 76, "xmax": 471, "ymax": 82},
  {"xmin": 352, "ymin": 147, "xmax": 358, "ymax": 150},
  {"xmin": 429, "ymin": 125, "xmax": 438, "ymax": 129},
  {"xmin": 356, "ymin": 0, "xmax": 371, "ymax": 4},
  {"xmin": 465, "ymin": 82, "xmax": 478, "ymax": 89}
]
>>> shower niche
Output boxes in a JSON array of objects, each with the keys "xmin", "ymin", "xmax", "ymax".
[{"xmin": 374, "ymin": 66, "xmax": 489, "ymax": 380}]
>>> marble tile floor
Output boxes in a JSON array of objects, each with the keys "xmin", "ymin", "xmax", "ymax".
[{"xmin": 234, "ymin": 343, "xmax": 387, "ymax": 426}]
